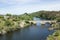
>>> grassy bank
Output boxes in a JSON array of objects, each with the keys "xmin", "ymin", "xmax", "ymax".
[
  {"xmin": 0, "ymin": 13, "xmax": 33, "ymax": 35},
  {"xmin": 47, "ymin": 30, "xmax": 60, "ymax": 40},
  {"xmin": 47, "ymin": 22, "xmax": 60, "ymax": 40}
]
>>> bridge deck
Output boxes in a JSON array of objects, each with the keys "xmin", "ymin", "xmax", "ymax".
[{"xmin": 29, "ymin": 20, "xmax": 56, "ymax": 24}]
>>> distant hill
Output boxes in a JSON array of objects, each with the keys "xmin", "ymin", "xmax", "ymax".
[{"xmin": 30, "ymin": 11, "xmax": 60, "ymax": 21}]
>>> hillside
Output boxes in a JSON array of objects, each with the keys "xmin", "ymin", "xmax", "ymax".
[{"xmin": 30, "ymin": 11, "xmax": 60, "ymax": 21}]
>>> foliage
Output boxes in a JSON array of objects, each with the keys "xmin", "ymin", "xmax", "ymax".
[
  {"xmin": 0, "ymin": 13, "xmax": 33, "ymax": 34},
  {"xmin": 30, "ymin": 11, "xmax": 60, "ymax": 20},
  {"xmin": 47, "ymin": 30, "xmax": 60, "ymax": 40}
]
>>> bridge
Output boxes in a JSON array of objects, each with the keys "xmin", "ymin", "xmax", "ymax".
[{"xmin": 29, "ymin": 20, "xmax": 57, "ymax": 24}]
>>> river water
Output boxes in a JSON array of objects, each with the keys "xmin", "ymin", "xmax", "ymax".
[{"xmin": 0, "ymin": 17, "xmax": 54, "ymax": 40}]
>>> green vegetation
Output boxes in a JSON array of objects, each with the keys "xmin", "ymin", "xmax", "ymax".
[
  {"xmin": 47, "ymin": 30, "xmax": 60, "ymax": 40},
  {"xmin": 30, "ymin": 11, "xmax": 60, "ymax": 21},
  {"xmin": 51, "ymin": 23, "xmax": 60, "ymax": 29},
  {"xmin": 0, "ymin": 13, "xmax": 33, "ymax": 35},
  {"xmin": 47, "ymin": 22, "xmax": 60, "ymax": 40}
]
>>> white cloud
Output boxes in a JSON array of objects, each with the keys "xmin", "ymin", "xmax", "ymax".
[
  {"xmin": 0, "ymin": 0, "xmax": 40, "ymax": 4},
  {"xmin": 0, "ymin": 0, "xmax": 60, "ymax": 14},
  {"xmin": 0, "ymin": 3, "xmax": 60, "ymax": 15}
]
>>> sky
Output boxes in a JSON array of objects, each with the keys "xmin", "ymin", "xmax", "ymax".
[{"xmin": 0, "ymin": 0, "xmax": 60, "ymax": 15}]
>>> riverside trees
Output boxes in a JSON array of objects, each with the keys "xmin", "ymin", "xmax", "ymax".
[{"xmin": 0, "ymin": 13, "xmax": 33, "ymax": 35}]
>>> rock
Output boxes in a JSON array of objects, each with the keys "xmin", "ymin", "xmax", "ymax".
[
  {"xmin": 0, "ymin": 32, "xmax": 1, "ymax": 33},
  {"xmin": 1, "ymin": 30, "xmax": 7, "ymax": 35},
  {"xmin": 19, "ymin": 21, "xmax": 25, "ymax": 28},
  {"xmin": 48, "ymin": 28, "xmax": 54, "ymax": 30}
]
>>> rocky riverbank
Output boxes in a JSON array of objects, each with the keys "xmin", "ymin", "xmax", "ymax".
[
  {"xmin": 47, "ymin": 22, "xmax": 60, "ymax": 40},
  {"xmin": 48, "ymin": 22, "xmax": 60, "ymax": 30},
  {"xmin": 0, "ymin": 20, "xmax": 36, "ymax": 35}
]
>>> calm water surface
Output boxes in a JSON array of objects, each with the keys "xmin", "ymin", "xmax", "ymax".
[{"xmin": 0, "ymin": 23, "xmax": 54, "ymax": 40}]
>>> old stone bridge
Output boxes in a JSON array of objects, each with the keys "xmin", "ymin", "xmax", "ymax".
[{"xmin": 29, "ymin": 20, "xmax": 57, "ymax": 24}]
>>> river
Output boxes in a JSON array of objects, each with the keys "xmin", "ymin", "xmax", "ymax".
[{"xmin": 0, "ymin": 17, "xmax": 54, "ymax": 40}]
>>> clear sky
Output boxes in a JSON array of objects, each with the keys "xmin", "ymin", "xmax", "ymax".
[{"xmin": 0, "ymin": 0, "xmax": 60, "ymax": 15}]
